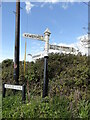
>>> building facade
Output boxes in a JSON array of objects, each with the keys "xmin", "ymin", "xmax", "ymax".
[
  {"xmin": 32, "ymin": 44, "xmax": 78, "ymax": 61},
  {"xmin": 78, "ymin": 34, "xmax": 90, "ymax": 56}
]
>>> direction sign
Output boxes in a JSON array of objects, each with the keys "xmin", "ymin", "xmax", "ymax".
[
  {"xmin": 4, "ymin": 84, "xmax": 22, "ymax": 91},
  {"xmin": 23, "ymin": 33, "xmax": 45, "ymax": 41}
]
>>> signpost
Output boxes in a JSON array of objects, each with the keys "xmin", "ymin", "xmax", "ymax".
[
  {"xmin": 23, "ymin": 33, "xmax": 44, "ymax": 41},
  {"xmin": 3, "ymin": 83, "xmax": 26, "ymax": 102},
  {"xmin": 23, "ymin": 28, "xmax": 51, "ymax": 98},
  {"xmin": 42, "ymin": 28, "xmax": 51, "ymax": 97},
  {"xmin": 4, "ymin": 84, "xmax": 22, "ymax": 90}
]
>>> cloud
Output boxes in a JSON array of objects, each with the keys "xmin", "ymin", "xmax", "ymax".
[
  {"xmin": 76, "ymin": 34, "xmax": 89, "ymax": 55},
  {"xmin": 25, "ymin": 0, "xmax": 35, "ymax": 14},
  {"xmin": 39, "ymin": 0, "xmax": 88, "ymax": 10},
  {"xmin": 40, "ymin": 2, "xmax": 54, "ymax": 10},
  {"xmin": 44, "ymin": 0, "xmax": 59, "ymax": 3},
  {"xmin": 52, "ymin": 42, "xmax": 57, "ymax": 45},
  {"xmin": 51, "ymin": 34, "xmax": 89, "ymax": 55},
  {"xmin": 76, "ymin": 42, "xmax": 88, "ymax": 55},
  {"xmin": 40, "ymin": 0, "xmax": 74, "ymax": 10},
  {"xmin": 58, "ymin": 43, "xmax": 76, "ymax": 48},
  {"xmin": 39, "ymin": 0, "xmax": 83, "ymax": 3},
  {"xmin": 62, "ymin": 3, "xmax": 69, "ymax": 10},
  {"xmin": 40, "ymin": 2, "xmax": 46, "ymax": 8},
  {"xmin": 40, "ymin": 0, "xmax": 58, "ymax": 9},
  {"xmin": 52, "ymin": 42, "xmax": 77, "ymax": 49}
]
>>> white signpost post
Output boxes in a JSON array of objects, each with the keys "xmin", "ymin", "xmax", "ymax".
[
  {"xmin": 23, "ymin": 28, "xmax": 51, "ymax": 56},
  {"xmin": 23, "ymin": 28, "xmax": 51, "ymax": 97}
]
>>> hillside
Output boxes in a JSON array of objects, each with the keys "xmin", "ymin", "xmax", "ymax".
[{"xmin": 2, "ymin": 53, "xmax": 90, "ymax": 118}]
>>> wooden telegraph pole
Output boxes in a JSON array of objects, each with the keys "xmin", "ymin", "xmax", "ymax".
[{"xmin": 14, "ymin": 0, "xmax": 20, "ymax": 85}]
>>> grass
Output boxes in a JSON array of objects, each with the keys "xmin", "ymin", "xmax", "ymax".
[
  {"xmin": 2, "ymin": 93, "xmax": 72, "ymax": 119},
  {"xmin": 0, "ymin": 94, "xmax": 2, "ymax": 119}
]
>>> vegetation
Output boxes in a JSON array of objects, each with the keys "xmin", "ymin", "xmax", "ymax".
[{"xmin": 2, "ymin": 53, "xmax": 90, "ymax": 118}]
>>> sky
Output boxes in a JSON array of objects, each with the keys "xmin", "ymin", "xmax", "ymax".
[{"xmin": 1, "ymin": 1, "xmax": 88, "ymax": 62}]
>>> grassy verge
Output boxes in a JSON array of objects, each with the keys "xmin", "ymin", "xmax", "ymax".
[
  {"xmin": 2, "ymin": 93, "xmax": 90, "ymax": 119},
  {"xmin": 0, "ymin": 94, "xmax": 2, "ymax": 119}
]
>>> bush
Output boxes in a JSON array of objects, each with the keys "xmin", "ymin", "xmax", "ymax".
[{"xmin": 2, "ymin": 54, "xmax": 90, "ymax": 118}]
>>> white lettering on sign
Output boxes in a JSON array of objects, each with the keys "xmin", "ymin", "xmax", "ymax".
[
  {"xmin": 4, "ymin": 84, "xmax": 22, "ymax": 91},
  {"xmin": 23, "ymin": 33, "xmax": 45, "ymax": 41}
]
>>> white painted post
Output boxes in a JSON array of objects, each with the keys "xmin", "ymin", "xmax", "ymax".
[
  {"xmin": 43, "ymin": 28, "xmax": 51, "ymax": 98},
  {"xmin": 44, "ymin": 28, "xmax": 51, "ymax": 56}
]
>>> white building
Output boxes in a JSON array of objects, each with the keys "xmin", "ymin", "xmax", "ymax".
[
  {"xmin": 32, "ymin": 44, "xmax": 78, "ymax": 61},
  {"xmin": 77, "ymin": 34, "xmax": 90, "ymax": 56}
]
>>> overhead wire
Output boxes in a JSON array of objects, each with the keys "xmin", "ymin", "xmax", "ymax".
[
  {"xmin": 20, "ymin": 3, "xmax": 25, "ymax": 74},
  {"xmin": 24, "ymin": 8, "xmax": 29, "ymax": 76}
]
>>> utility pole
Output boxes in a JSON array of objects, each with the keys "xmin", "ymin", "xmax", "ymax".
[
  {"xmin": 42, "ymin": 28, "xmax": 51, "ymax": 98},
  {"xmin": 14, "ymin": 0, "xmax": 20, "ymax": 85}
]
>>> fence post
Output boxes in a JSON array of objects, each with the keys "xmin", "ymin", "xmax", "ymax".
[
  {"xmin": 3, "ymin": 83, "xmax": 6, "ymax": 98},
  {"xmin": 22, "ymin": 84, "xmax": 26, "ymax": 103}
]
